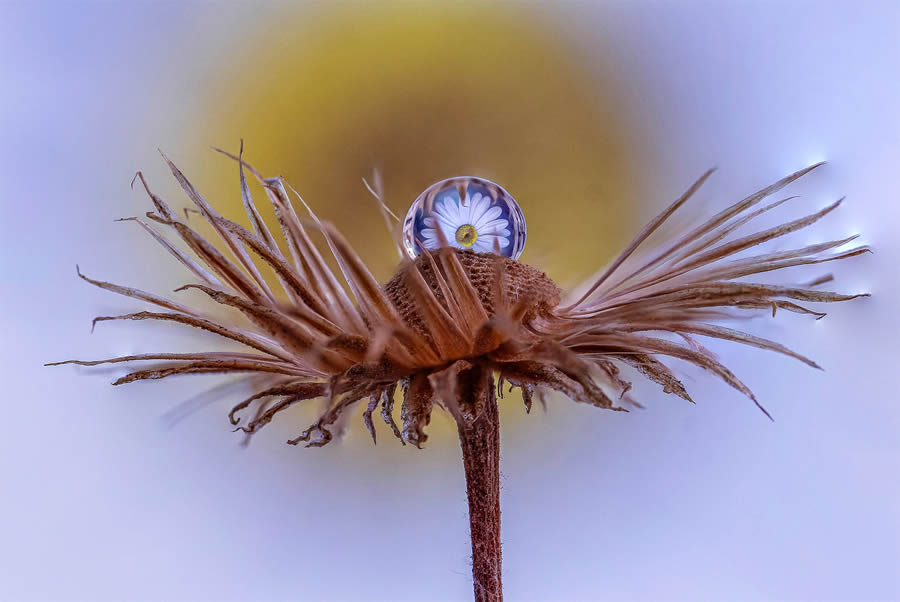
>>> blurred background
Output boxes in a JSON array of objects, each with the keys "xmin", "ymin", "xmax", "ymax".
[{"xmin": 2, "ymin": 1, "xmax": 898, "ymax": 600}]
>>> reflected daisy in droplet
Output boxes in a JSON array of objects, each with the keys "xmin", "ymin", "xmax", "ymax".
[
  {"xmin": 422, "ymin": 191, "xmax": 511, "ymax": 253},
  {"xmin": 403, "ymin": 176, "xmax": 528, "ymax": 260}
]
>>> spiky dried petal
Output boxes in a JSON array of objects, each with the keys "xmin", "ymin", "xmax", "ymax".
[{"xmin": 53, "ymin": 153, "xmax": 866, "ymax": 454}]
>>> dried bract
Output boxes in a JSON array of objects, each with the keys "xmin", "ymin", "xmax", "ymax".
[{"xmin": 50, "ymin": 155, "xmax": 869, "ymax": 443}]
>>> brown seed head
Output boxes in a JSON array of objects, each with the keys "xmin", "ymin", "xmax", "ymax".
[{"xmin": 384, "ymin": 250, "xmax": 561, "ymax": 336}]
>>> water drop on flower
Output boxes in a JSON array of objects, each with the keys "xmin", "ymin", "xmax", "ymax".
[{"xmin": 401, "ymin": 177, "xmax": 527, "ymax": 260}]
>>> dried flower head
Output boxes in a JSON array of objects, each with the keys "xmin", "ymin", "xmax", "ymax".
[{"xmin": 51, "ymin": 146, "xmax": 868, "ymax": 601}]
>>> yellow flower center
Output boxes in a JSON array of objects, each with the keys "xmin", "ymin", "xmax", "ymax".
[{"xmin": 455, "ymin": 224, "xmax": 478, "ymax": 247}]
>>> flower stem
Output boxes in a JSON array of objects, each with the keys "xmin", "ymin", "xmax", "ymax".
[{"xmin": 455, "ymin": 365, "xmax": 502, "ymax": 602}]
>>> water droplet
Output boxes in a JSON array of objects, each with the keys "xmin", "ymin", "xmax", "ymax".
[{"xmin": 401, "ymin": 177, "xmax": 526, "ymax": 260}]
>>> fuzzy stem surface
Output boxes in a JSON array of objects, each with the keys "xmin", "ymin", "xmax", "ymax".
[{"xmin": 455, "ymin": 365, "xmax": 502, "ymax": 602}]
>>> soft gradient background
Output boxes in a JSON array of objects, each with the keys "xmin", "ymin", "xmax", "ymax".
[{"xmin": 2, "ymin": 2, "xmax": 898, "ymax": 601}]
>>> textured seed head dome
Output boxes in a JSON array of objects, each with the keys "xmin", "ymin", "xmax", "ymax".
[{"xmin": 384, "ymin": 250, "xmax": 561, "ymax": 339}]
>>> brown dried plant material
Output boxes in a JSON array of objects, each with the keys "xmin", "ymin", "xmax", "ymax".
[{"xmin": 50, "ymin": 150, "xmax": 868, "ymax": 602}]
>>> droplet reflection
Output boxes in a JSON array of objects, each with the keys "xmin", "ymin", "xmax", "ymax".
[{"xmin": 402, "ymin": 177, "xmax": 526, "ymax": 260}]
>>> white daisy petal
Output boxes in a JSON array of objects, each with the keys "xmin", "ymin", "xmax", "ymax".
[
  {"xmin": 478, "ymin": 218, "xmax": 510, "ymax": 232},
  {"xmin": 430, "ymin": 210, "xmax": 448, "ymax": 226},
  {"xmin": 491, "ymin": 236, "xmax": 510, "ymax": 253},
  {"xmin": 453, "ymin": 196, "xmax": 467, "ymax": 222},
  {"xmin": 466, "ymin": 193, "xmax": 483, "ymax": 224},
  {"xmin": 431, "ymin": 205, "xmax": 456, "ymax": 227},
  {"xmin": 479, "ymin": 227, "xmax": 511, "ymax": 238},
  {"xmin": 474, "ymin": 206, "xmax": 502, "ymax": 229},
  {"xmin": 434, "ymin": 197, "xmax": 458, "ymax": 222},
  {"xmin": 437, "ymin": 216, "xmax": 456, "ymax": 237},
  {"xmin": 431, "ymin": 198, "xmax": 445, "ymax": 212},
  {"xmin": 471, "ymin": 238, "xmax": 492, "ymax": 253},
  {"xmin": 469, "ymin": 193, "xmax": 491, "ymax": 225},
  {"xmin": 460, "ymin": 193, "xmax": 472, "ymax": 223}
]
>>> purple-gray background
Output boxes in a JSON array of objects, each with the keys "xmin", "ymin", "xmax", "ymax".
[{"xmin": 2, "ymin": 2, "xmax": 897, "ymax": 600}]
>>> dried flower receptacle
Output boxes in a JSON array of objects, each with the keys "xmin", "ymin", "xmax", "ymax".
[{"xmin": 50, "ymin": 148, "xmax": 869, "ymax": 602}]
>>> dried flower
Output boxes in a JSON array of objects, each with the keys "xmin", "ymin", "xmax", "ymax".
[{"xmin": 50, "ymin": 147, "xmax": 868, "ymax": 602}]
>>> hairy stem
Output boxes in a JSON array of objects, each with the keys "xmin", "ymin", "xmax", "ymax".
[{"xmin": 455, "ymin": 365, "xmax": 502, "ymax": 602}]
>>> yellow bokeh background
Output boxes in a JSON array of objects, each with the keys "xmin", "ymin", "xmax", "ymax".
[
  {"xmin": 189, "ymin": 3, "xmax": 640, "ymax": 283},
  {"xmin": 177, "ymin": 3, "xmax": 643, "ymax": 446}
]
